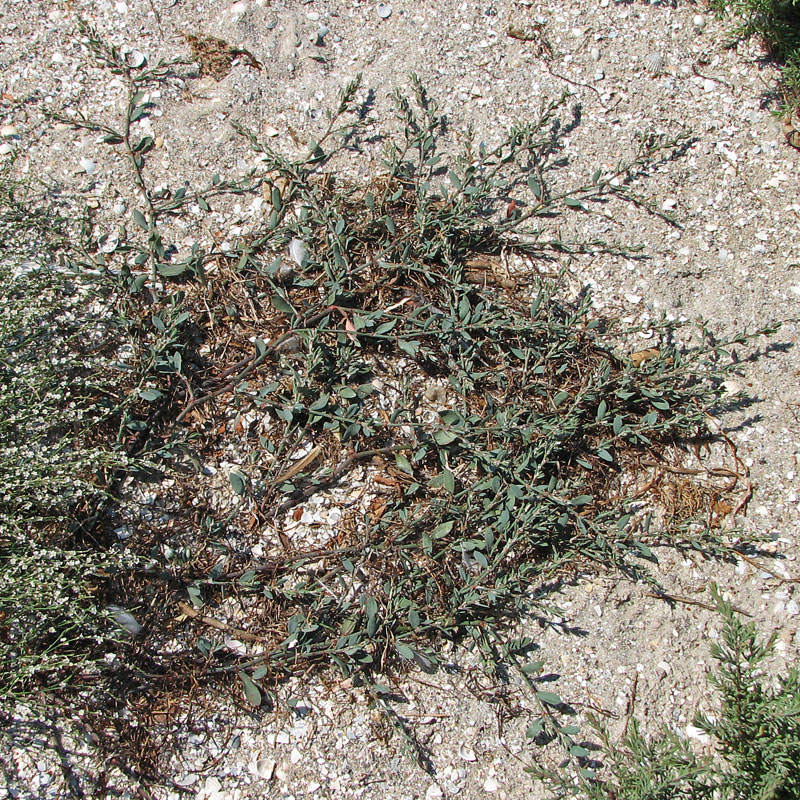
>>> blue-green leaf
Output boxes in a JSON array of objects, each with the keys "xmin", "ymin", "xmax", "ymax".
[
  {"xmin": 271, "ymin": 293, "xmax": 296, "ymax": 315},
  {"xmin": 239, "ymin": 671, "xmax": 262, "ymax": 707},
  {"xmin": 229, "ymin": 470, "xmax": 246, "ymax": 496},
  {"xmin": 536, "ymin": 690, "xmax": 562, "ymax": 706},
  {"xmin": 433, "ymin": 429, "xmax": 458, "ymax": 446}
]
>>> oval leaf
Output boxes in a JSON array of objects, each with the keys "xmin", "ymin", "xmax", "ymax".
[
  {"xmin": 239, "ymin": 671, "xmax": 262, "ymax": 707},
  {"xmin": 433, "ymin": 429, "xmax": 457, "ymax": 446},
  {"xmin": 133, "ymin": 209, "xmax": 148, "ymax": 230},
  {"xmin": 156, "ymin": 263, "xmax": 189, "ymax": 277},
  {"xmin": 537, "ymin": 690, "xmax": 563, "ymax": 706},
  {"xmin": 526, "ymin": 719, "xmax": 544, "ymax": 738},
  {"xmin": 553, "ymin": 390, "xmax": 571, "ymax": 408},
  {"xmin": 396, "ymin": 643, "xmax": 415, "ymax": 661},
  {"xmin": 229, "ymin": 470, "xmax": 246, "ymax": 496},
  {"xmin": 271, "ymin": 293, "xmax": 296, "ymax": 315}
]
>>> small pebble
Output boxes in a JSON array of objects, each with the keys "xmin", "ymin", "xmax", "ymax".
[
  {"xmin": 0, "ymin": 124, "xmax": 19, "ymax": 138},
  {"xmin": 314, "ymin": 25, "xmax": 329, "ymax": 45},
  {"xmin": 692, "ymin": 14, "xmax": 706, "ymax": 32},
  {"xmin": 377, "ymin": 2, "xmax": 392, "ymax": 19},
  {"xmin": 684, "ymin": 724, "xmax": 711, "ymax": 745},
  {"xmin": 0, "ymin": 142, "xmax": 14, "ymax": 155}
]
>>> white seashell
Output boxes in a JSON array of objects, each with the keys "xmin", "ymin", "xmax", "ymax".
[
  {"xmin": 124, "ymin": 49, "xmax": 147, "ymax": 68},
  {"xmin": 0, "ymin": 124, "xmax": 19, "ymax": 138},
  {"xmin": 289, "ymin": 237, "xmax": 308, "ymax": 267},
  {"xmin": 483, "ymin": 777, "xmax": 499, "ymax": 792},
  {"xmin": 254, "ymin": 757, "xmax": 276, "ymax": 780},
  {"xmin": 224, "ymin": 636, "xmax": 247, "ymax": 655},
  {"xmin": 263, "ymin": 125, "xmax": 279, "ymax": 137},
  {"xmin": 692, "ymin": 14, "xmax": 705, "ymax": 32},
  {"xmin": 721, "ymin": 380, "xmax": 742, "ymax": 396},
  {"xmin": 0, "ymin": 142, "xmax": 14, "ymax": 155},
  {"xmin": 79, "ymin": 158, "xmax": 97, "ymax": 175},
  {"xmin": 458, "ymin": 744, "xmax": 477, "ymax": 762},
  {"xmin": 108, "ymin": 606, "xmax": 143, "ymax": 635},
  {"xmin": 377, "ymin": 2, "xmax": 392, "ymax": 19},
  {"xmin": 98, "ymin": 233, "xmax": 120, "ymax": 253},
  {"xmin": 643, "ymin": 51, "xmax": 665, "ymax": 75}
]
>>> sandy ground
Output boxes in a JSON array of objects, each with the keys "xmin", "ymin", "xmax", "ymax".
[{"xmin": 1, "ymin": 0, "xmax": 799, "ymax": 798}]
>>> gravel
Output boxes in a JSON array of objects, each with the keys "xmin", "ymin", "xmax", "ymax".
[{"xmin": 1, "ymin": 1, "xmax": 798, "ymax": 798}]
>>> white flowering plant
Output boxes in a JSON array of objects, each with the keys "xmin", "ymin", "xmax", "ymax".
[{"xmin": 0, "ymin": 170, "xmax": 132, "ymax": 699}]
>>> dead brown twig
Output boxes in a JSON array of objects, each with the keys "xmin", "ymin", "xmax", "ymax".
[
  {"xmin": 274, "ymin": 445, "xmax": 413, "ymax": 515},
  {"xmin": 643, "ymin": 590, "xmax": 753, "ymax": 617},
  {"xmin": 177, "ymin": 602, "xmax": 265, "ymax": 642},
  {"xmin": 735, "ymin": 551, "xmax": 800, "ymax": 584},
  {"xmin": 175, "ymin": 306, "xmax": 337, "ymax": 422}
]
